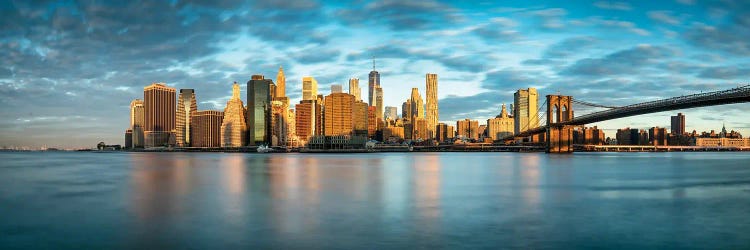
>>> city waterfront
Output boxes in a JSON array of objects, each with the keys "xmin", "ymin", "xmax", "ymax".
[{"xmin": 1, "ymin": 152, "xmax": 749, "ymax": 249}]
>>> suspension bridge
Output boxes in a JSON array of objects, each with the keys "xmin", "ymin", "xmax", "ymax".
[{"xmin": 503, "ymin": 84, "xmax": 750, "ymax": 153}]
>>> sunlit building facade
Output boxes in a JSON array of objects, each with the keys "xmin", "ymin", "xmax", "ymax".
[
  {"xmin": 384, "ymin": 106, "xmax": 398, "ymax": 121},
  {"xmin": 191, "ymin": 110, "xmax": 223, "ymax": 147},
  {"xmin": 176, "ymin": 89, "xmax": 197, "ymax": 147},
  {"xmin": 324, "ymin": 93, "xmax": 355, "ymax": 136},
  {"xmin": 486, "ymin": 104, "xmax": 514, "ymax": 140},
  {"xmin": 129, "ymin": 99, "xmax": 145, "ymax": 148},
  {"xmin": 457, "ymin": 119, "xmax": 479, "ymax": 140},
  {"xmin": 220, "ymin": 82, "xmax": 247, "ymax": 147},
  {"xmin": 353, "ymin": 101, "xmax": 369, "ymax": 137},
  {"xmin": 302, "ymin": 76, "xmax": 318, "ymax": 101},
  {"xmin": 247, "ymin": 76, "xmax": 274, "ymax": 146},
  {"xmin": 143, "ymin": 83, "xmax": 176, "ymax": 148},
  {"xmin": 514, "ymin": 88, "xmax": 538, "ymax": 134},
  {"xmin": 425, "ymin": 73, "xmax": 438, "ymax": 139},
  {"xmin": 349, "ymin": 78, "xmax": 361, "ymax": 101}
]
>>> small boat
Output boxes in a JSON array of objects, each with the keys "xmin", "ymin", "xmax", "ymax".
[{"xmin": 257, "ymin": 145, "xmax": 273, "ymax": 153}]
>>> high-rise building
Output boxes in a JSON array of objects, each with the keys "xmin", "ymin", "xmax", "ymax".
[
  {"xmin": 271, "ymin": 100, "xmax": 288, "ymax": 146},
  {"xmin": 413, "ymin": 117, "xmax": 428, "ymax": 140},
  {"xmin": 324, "ymin": 93, "xmax": 355, "ymax": 136},
  {"xmin": 487, "ymin": 104, "xmax": 514, "ymax": 140},
  {"xmin": 478, "ymin": 125, "xmax": 487, "ymax": 139},
  {"xmin": 125, "ymin": 129, "xmax": 133, "ymax": 149},
  {"xmin": 384, "ymin": 106, "xmax": 398, "ymax": 120},
  {"xmin": 573, "ymin": 126, "xmax": 605, "ymax": 145},
  {"xmin": 410, "ymin": 88, "xmax": 424, "ymax": 119},
  {"xmin": 286, "ymin": 108, "xmax": 297, "ymax": 147},
  {"xmin": 176, "ymin": 89, "xmax": 197, "ymax": 147},
  {"xmin": 331, "ymin": 84, "xmax": 343, "ymax": 94},
  {"xmin": 129, "ymin": 99, "xmax": 145, "ymax": 148},
  {"xmin": 425, "ymin": 73, "xmax": 438, "ymax": 139},
  {"xmin": 349, "ymin": 78, "xmax": 361, "ymax": 101},
  {"xmin": 671, "ymin": 113, "xmax": 685, "ymax": 135},
  {"xmin": 436, "ymin": 123, "xmax": 449, "ymax": 142},
  {"xmin": 302, "ymin": 76, "xmax": 318, "ymax": 101},
  {"xmin": 367, "ymin": 106, "xmax": 377, "ymax": 138},
  {"xmin": 295, "ymin": 100, "xmax": 321, "ymax": 143},
  {"xmin": 353, "ymin": 101, "xmax": 369, "ymax": 137},
  {"xmin": 375, "ymin": 86, "xmax": 383, "ymax": 123},
  {"xmin": 220, "ymin": 82, "xmax": 247, "ymax": 147},
  {"xmin": 447, "ymin": 125, "xmax": 455, "ymax": 139},
  {"xmin": 457, "ymin": 119, "xmax": 479, "ymax": 140},
  {"xmin": 649, "ymin": 127, "xmax": 668, "ymax": 146},
  {"xmin": 402, "ymin": 101, "xmax": 412, "ymax": 121},
  {"xmin": 368, "ymin": 61, "xmax": 380, "ymax": 106},
  {"xmin": 514, "ymin": 88, "xmax": 539, "ymax": 134},
  {"xmin": 246, "ymin": 76, "xmax": 274, "ymax": 146},
  {"xmin": 143, "ymin": 83, "xmax": 176, "ymax": 148},
  {"xmin": 191, "ymin": 110, "xmax": 223, "ymax": 147},
  {"xmin": 276, "ymin": 66, "xmax": 286, "ymax": 99}
]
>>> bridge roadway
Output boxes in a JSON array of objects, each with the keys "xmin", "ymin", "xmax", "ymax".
[{"xmin": 509, "ymin": 85, "xmax": 750, "ymax": 139}]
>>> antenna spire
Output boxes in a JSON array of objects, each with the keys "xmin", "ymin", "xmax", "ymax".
[{"xmin": 372, "ymin": 57, "xmax": 376, "ymax": 71}]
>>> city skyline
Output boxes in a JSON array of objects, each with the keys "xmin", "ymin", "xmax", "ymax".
[{"xmin": 2, "ymin": 1, "xmax": 750, "ymax": 148}]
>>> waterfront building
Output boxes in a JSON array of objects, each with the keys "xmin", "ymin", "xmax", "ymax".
[
  {"xmin": 375, "ymin": 86, "xmax": 383, "ymax": 123},
  {"xmin": 413, "ymin": 117, "xmax": 428, "ymax": 140},
  {"xmin": 486, "ymin": 104, "xmax": 514, "ymax": 140},
  {"xmin": 368, "ymin": 61, "xmax": 380, "ymax": 106},
  {"xmin": 286, "ymin": 108, "xmax": 298, "ymax": 147},
  {"xmin": 425, "ymin": 73, "xmax": 438, "ymax": 139},
  {"xmin": 384, "ymin": 106, "xmax": 398, "ymax": 121},
  {"xmin": 349, "ymin": 78, "xmax": 361, "ymax": 101},
  {"xmin": 271, "ymin": 100, "xmax": 288, "ymax": 146},
  {"xmin": 324, "ymin": 93, "xmax": 355, "ymax": 136},
  {"xmin": 353, "ymin": 101, "xmax": 369, "ymax": 137},
  {"xmin": 402, "ymin": 101, "xmax": 411, "ymax": 121},
  {"xmin": 649, "ymin": 127, "xmax": 668, "ymax": 146},
  {"xmin": 671, "ymin": 113, "xmax": 685, "ymax": 135},
  {"xmin": 124, "ymin": 129, "xmax": 132, "ymax": 149},
  {"xmin": 220, "ymin": 82, "xmax": 247, "ymax": 147},
  {"xmin": 514, "ymin": 88, "xmax": 539, "ymax": 134},
  {"xmin": 129, "ymin": 99, "xmax": 145, "ymax": 148},
  {"xmin": 367, "ymin": 106, "xmax": 377, "ymax": 138},
  {"xmin": 436, "ymin": 123, "xmax": 449, "ymax": 143},
  {"xmin": 143, "ymin": 83, "xmax": 176, "ymax": 148},
  {"xmin": 573, "ymin": 126, "xmax": 606, "ymax": 145},
  {"xmin": 191, "ymin": 110, "xmax": 223, "ymax": 147},
  {"xmin": 447, "ymin": 125, "xmax": 455, "ymax": 139},
  {"xmin": 695, "ymin": 138, "xmax": 750, "ymax": 147},
  {"xmin": 246, "ymin": 76, "xmax": 274, "ymax": 146},
  {"xmin": 302, "ymin": 76, "xmax": 318, "ymax": 101},
  {"xmin": 331, "ymin": 84, "xmax": 343, "ymax": 94},
  {"xmin": 457, "ymin": 119, "xmax": 479, "ymax": 140},
  {"xmin": 478, "ymin": 125, "xmax": 487, "ymax": 139},
  {"xmin": 410, "ymin": 88, "xmax": 424, "ymax": 120},
  {"xmin": 383, "ymin": 126, "xmax": 405, "ymax": 142},
  {"xmin": 616, "ymin": 127, "xmax": 648, "ymax": 145},
  {"xmin": 176, "ymin": 89, "xmax": 197, "ymax": 147},
  {"xmin": 295, "ymin": 100, "xmax": 321, "ymax": 143}
]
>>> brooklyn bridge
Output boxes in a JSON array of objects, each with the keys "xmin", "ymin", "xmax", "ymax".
[{"xmin": 504, "ymin": 84, "xmax": 750, "ymax": 153}]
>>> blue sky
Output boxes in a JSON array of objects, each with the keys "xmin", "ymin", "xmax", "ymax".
[{"xmin": 1, "ymin": 0, "xmax": 750, "ymax": 148}]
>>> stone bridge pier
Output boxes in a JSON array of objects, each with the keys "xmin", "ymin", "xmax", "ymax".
[{"xmin": 546, "ymin": 95, "xmax": 574, "ymax": 153}]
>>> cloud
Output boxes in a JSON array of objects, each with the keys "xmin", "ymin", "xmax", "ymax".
[
  {"xmin": 471, "ymin": 17, "xmax": 521, "ymax": 42},
  {"xmin": 648, "ymin": 11, "xmax": 681, "ymax": 25},
  {"xmin": 345, "ymin": 44, "xmax": 489, "ymax": 73},
  {"xmin": 683, "ymin": 1, "xmax": 750, "ymax": 55},
  {"xmin": 530, "ymin": 8, "xmax": 568, "ymax": 29},
  {"xmin": 523, "ymin": 36, "xmax": 598, "ymax": 65},
  {"xmin": 336, "ymin": 0, "xmax": 460, "ymax": 31},
  {"xmin": 561, "ymin": 45, "xmax": 675, "ymax": 76},
  {"xmin": 593, "ymin": 1, "xmax": 632, "ymax": 11},
  {"xmin": 697, "ymin": 66, "xmax": 750, "ymax": 79},
  {"xmin": 573, "ymin": 17, "xmax": 651, "ymax": 36},
  {"xmin": 439, "ymin": 91, "xmax": 506, "ymax": 122}
]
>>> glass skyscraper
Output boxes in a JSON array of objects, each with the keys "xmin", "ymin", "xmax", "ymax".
[{"xmin": 247, "ymin": 76, "xmax": 274, "ymax": 146}]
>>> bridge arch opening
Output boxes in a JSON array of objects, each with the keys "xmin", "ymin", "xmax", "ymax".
[
  {"xmin": 562, "ymin": 105, "xmax": 569, "ymax": 122},
  {"xmin": 552, "ymin": 104, "xmax": 559, "ymax": 123}
]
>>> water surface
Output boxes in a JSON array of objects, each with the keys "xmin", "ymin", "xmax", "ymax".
[{"xmin": 1, "ymin": 152, "xmax": 749, "ymax": 249}]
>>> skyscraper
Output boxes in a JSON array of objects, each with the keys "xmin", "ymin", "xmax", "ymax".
[
  {"xmin": 331, "ymin": 84, "xmax": 343, "ymax": 94},
  {"xmin": 191, "ymin": 110, "xmax": 223, "ymax": 148},
  {"xmin": 143, "ymin": 83, "xmax": 176, "ymax": 148},
  {"xmin": 295, "ymin": 100, "xmax": 321, "ymax": 143},
  {"xmin": 176, "ymin": 89, "xmax": 197, "ymax": 147},
  {"xmin": 324, "ymin": 93, "xmax": 355, "ymax": 136},
  {"xmin": 367, "ymin": 106, "xmax": 377, "ymax": 138},
  {"xmin": 276, "ymin": 66, "xmax": 286, "ymax": 99},
  {"xmin": 368, "ymin": 60, "xmax": 380, "ymax": 106},
  {"xmin": 220, "ymin": 82, "xmax": 247, "ymax": 147},
  {"xmin": 349, "ymin": 78, "xmax": 361, "ymax": 101},
  {"xmin": 487, "ymin": 104, "xmax": 514, "ymax": 140},
  {"xmin": 353, "ymin": 101, "xmax": 369, "ymax": 136},
  {"xmin": 402, "ymin": 101, "xmax": 412, "ymax": 121},
  {"xmin": 129, "ymin": 99, "xmax": 145, "ymax": 148},
  {"xmin": 671, "ymin": 113, "xmax": 685, "ymax": 135},
  {"xmin": 375, "ymin": 86, "xmax": 383, "ymax": 122},
  {"xmin": 410, "ymin": 88, "xmax": 424, "ymax": 119},
  {"xmin": 514, "ymin": 88, "xmax": 539, "ymax": 134},
  {"xmin": 457, "ymin": 119, "xmax": 479, "ymax": 140},
  {"xmin": 302, "ymin": 77, "xmax": 318, "ymax": 101},
  {"xmin": 247, "ymin": 75, "xmax": 274, "ymax": 146},
  {"xmin": 384, "ymin": 106, "xmax": 398, "ymax": 120},
  {"xmin": 425, "ymin": 73, "xmax": 438, "ymax": 139}
]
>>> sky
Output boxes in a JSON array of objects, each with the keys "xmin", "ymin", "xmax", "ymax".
[{"xmin": 1, "ymin": 0, "xmax": 750, "ymax": 148}]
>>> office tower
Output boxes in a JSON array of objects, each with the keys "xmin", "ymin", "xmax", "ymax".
[
  {"xmin": 129, "ymin": 99, "xmax": 145, "ymax": 148},
  {"xmin": 384, "ymin": 106, "xmax": 398, "ymax": 120},
  {"xmin": 425, "ymin": 73, "xmax": 438, "ymax": 139},
  {"xmin": 324, "ymin": 93, "xmax": 355, "ymax": 136},
  {"xmin": 514, "ymin": 88, "xmax": 539, "ymax": 134},
  {"xmin": 302, "ymin": 77, "xmax": 318, "ymax": 101},
  {"xmin": 435, "ymin": 123, "xmax": 448, "ymax": 142},
  {"xmin": 276, "ymin": 66, "xmax": 286, "ymax": 98},
  {"xmin": 295, "ymin": 100, "xmax": 322, "ymax": 142},
  {"xmin": 271, "ymin": 100, "xmax": 288, "ymax": 146},
  {"xmin": 671, "ymin": 113, "xmax": 685, "ymax": 135},
  {"xmin": 349, "ymin": 78, "xmax": 361, "ymax": 101},
  {"xmin": 401, "ymin": 101, "xmax": 412, "ymax": 121},
  {"xmin": 367, "ymin": 106, "xmax": 377, "ymax": 138},
  {"xmin": 410, "ymin": 88, "xmax": 424, "ymax": 119},
  {"xmin": 413, "ymin": 117, "xmax": 428, "ymax": 140},
  {"xmin": 220, "ymin": 82, "xmax": 247, "ymax": 147},
  {"xmin": 286, "ymin": 108, "xmax": 297, "ymax": 145},
  {"xmin": 175, "ymin": 89, "xmax": 197, "ymax": 147},
  {"xmin": 649, "ymin": 127, "xmax": 668, "ymax": 146},
  {"xmin": 573, "ymin": 126, "xmax": 605, "ymax": 145},
  {"xmin": 143, "ymin": 83, "xmax": 176, "ymax": 148},
  {"xmin": 353, "ymin": 101, "xmax": 369, "ymax": 137},
  {"xmin": 457, "ymin": 119, "xmax": 479, "ymax": 140},
  {"xmin": 125, "ymin": 129, "xmax": 133, "ymax": 149},
  {"xmin": 246, "ymin": 76, "xmax": 274, "ymax": 146},
  {"xmin": 375, "ymin": 86, "xmax": 383, "ymax": 122},
  {"xmin": 487, "ymin": 104, "xmax": 515, "ymax": 140},
  {"xmin": 190, "ymin": 110, "xmax": 223, "ymax": 147},
  {"xmin": 447, "ymin": 125, "xmax": 455, "ymax": 139},
  {"xmin": 368, "ymin": 60, "xmax": 380, "ymax": 106},
  {"xmin": 383, "ymin": 127, "xmax": 405, "ymax": 141},
  {"xmin": 331, "ymin": 84, "xmax": 343, "ymax": 94}
]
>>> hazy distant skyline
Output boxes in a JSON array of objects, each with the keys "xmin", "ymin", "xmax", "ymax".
[{"xmin": 2, "ymin": 0, "xmax": 750, "ymax": 148}]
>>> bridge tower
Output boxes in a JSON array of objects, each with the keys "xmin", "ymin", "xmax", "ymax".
[{"xmin": 546, "ymin": 95, "xmax": 574, "ymax": 153}]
